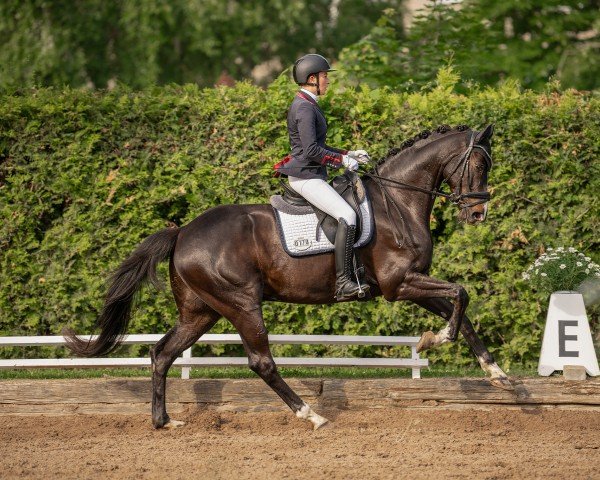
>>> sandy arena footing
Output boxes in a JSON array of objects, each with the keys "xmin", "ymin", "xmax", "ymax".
[{"xmin": 1, "ymin": 377, "xmax": 599, "ymax": 479}]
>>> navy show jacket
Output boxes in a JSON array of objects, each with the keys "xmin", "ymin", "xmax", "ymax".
[{"xmin": 274, "ymin": 91, "xmax": 347, "ymax": 180}]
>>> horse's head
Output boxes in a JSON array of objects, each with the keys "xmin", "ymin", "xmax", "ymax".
[{"xmin": 443, "ymin": 124, "xmax": 494, "ymax": 225}]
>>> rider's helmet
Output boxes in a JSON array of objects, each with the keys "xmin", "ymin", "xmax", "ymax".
[{"xmin": 292, "ymin": 54, "xmax": 335, "ymax": 85}]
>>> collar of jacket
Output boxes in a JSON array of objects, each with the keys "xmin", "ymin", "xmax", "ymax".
[{"xmin": 297, "ymin": 90, "xmax": 319, "ymax": 105}]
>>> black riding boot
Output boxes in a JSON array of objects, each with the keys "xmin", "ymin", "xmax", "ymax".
[{"xmin": 334, "ymin": 219, "xmax": 370, "ymax": 301}]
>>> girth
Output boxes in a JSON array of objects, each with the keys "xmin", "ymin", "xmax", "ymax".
[{"xmin": 279, "ymin": 171, "xmax": 365, "ymax": 244}]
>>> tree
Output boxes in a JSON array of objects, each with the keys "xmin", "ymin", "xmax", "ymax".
[
  {"xmin": 336, "ymin": 0, "xmax": 599, "ymax": 91},
  {"xmin": 0, "ymin": 0, "xmax": 406, "ymax": 90}
]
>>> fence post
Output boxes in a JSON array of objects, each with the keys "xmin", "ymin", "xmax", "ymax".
[
  {"xmin": 411, "ymin": 346, "xmax": 421, "ymax": 379},
  {"xmin": 181, "ymin": 347, "xmax": 192, "ymax": 380}
]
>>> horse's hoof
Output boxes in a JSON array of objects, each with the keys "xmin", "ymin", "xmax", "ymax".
[
  {"xmin": 416, "ymin": 331, "xmax": 436, "ymax": 353},
  {"xmin": 313, "ymin": 417, "xmax": 330, "ymax": 431},
  {"xmin": 163, "ymin": 419, "xmax": 186, "ymax": 429},
  {"xmin": 490, "ymin": 376, "xmax": 515, "ymax": 391}
]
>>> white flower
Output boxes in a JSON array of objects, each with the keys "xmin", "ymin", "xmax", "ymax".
[
  {"xmin": 585, "ymin": 269, "xmax": 590, "ymax": 274},
  {"xmin": 557, "ymin": 247, "xmax": 565, "ymax": 252},
  {"xmin": 568, "ymin": 247, "xmax": 577, "ymax": 253},
  {"xmin": 522, "ymin": 273, "xmax": 530, "ymax": 280},
  {"xmin": 559, "ymin": 264, "xmax": 567, "ymax": 269},
  {"xmin": 576, "ymin": 262, "xmax": 583, "ymax": 267},
  {"xmin": 540, "ymin": 272, "xmax": 547, "ymax": 277},
  {"xmin": 584, "ymin": 257, "xmax": 591, "ymax": 261},
  {"xmin": 547, "ymin": 247, "xmax": 554, "ymax": 251}
]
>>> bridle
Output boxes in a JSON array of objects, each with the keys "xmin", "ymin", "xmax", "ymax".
[{"xmin": 362, "ymin": 131, "xmax": 493, "ymax": 248}]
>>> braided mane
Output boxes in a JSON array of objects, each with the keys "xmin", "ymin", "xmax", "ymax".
[{"xmin": 377, "ymin": 124, "xmax": 471, "ymax": 165}]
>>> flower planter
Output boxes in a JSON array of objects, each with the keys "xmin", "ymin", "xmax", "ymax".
[{"xmin": 538, "ymin": 291, "xmax": 599, "ymax": 377}]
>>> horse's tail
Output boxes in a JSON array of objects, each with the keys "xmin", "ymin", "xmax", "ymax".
[{"xmin": 63, "ymin": 226, "xmax": 180, "ymax": 357}]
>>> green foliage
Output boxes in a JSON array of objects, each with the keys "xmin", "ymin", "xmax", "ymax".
[
  {"xmin": 0, "ymin": 0, "xmax": 404, "ymax": 90},
  {"xmin": 1, "ymin": 76, "xmax": 598, "ymax": 370},
  {"xmin": 337, "ymin": 1, "xmax": 600, "ymax": 91},
  {"xmin": 1, "ymin": 364, "xmax": 540, "ymax": 380}
]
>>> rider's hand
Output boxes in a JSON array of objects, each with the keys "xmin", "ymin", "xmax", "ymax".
[
  {"xmin": 342, "ymin": 155, "xmax": 359, "ymax": 171},
  {"xmin": 348, "ymin": 150, "xmax": 371, "ymax": 164}
]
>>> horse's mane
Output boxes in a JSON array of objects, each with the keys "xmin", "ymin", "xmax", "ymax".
[{"xmin": 377, "ymin": 124, "xmax": 471, "ymax": 166}]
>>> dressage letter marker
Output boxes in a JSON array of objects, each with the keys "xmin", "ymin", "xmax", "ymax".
[{"xmin": 538, "ymin": 292, "xmax": 600, "ymax": 377}]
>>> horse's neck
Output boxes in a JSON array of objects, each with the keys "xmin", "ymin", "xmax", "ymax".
[{"xmin": 376, "ymin": 146, "xmax": 446, "ymax": 215}]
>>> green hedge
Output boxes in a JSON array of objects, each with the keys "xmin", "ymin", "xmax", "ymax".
[{"xmin": 1, "ymin": 71, "xmax": 598, "ymax": 369}]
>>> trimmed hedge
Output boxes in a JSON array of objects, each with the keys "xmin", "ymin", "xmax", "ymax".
[{"xmin": 1, "ymin": 72, "xmax": 598, "ymax": 369}]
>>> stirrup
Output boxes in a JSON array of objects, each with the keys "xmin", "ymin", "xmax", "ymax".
[
  {"xmin": 352, "ymin": 258, "xmax": 368, "ymax": 298},
  {"xmin": 334, "ymin": 277, "xmax": 369, "ymax": 301},
  {"xmin": 334, "ymin": 281, "xmax": 360, "ymax": 301}
]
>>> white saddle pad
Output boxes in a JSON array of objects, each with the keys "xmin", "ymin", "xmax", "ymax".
[{"xmin": 270, "ymin": 195, "xmax": 374, "ymax": 257}]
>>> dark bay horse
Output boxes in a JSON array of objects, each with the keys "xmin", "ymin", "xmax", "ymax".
[{"xmin": 65, "ymin": 124, "xmax": 512, "ymax": 430}]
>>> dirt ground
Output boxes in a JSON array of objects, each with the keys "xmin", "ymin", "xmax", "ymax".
[{"xmin": 1, "ymin": 406, "xmax": 599, "ymax": 480}]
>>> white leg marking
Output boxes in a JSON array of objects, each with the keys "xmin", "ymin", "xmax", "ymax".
[
  {"xmin": 163, "ymin": 419, "xmax": 185, "ymax": 429},
  {"xmin": 435, "ymin": 325, "xmax": 451, "ymax": 345},
  {"xmin": 477, "ymin": 356, "xmax": 507, "ymax": 378},
  {"xmin": 296, "ymin": 403, "xmax": 329, "ymax": 430}
]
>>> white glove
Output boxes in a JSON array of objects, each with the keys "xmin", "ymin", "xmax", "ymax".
[
  {"xmin": 348, "ymin": 149, "xmax": 371, "ymax": 164},
  {"xmin": 342, "ymin": 155, "xmax": 359, "ymax": 171}
]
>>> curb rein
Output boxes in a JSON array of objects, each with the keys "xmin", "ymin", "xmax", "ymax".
[{"xmin": 362, "ymin": 132, "xmax": 492, "ymax": 248}]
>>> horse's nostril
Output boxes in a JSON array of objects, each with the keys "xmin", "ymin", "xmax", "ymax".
[{"xmin": 471, "ymin": 212, "xmax": 484, "ymax": 222}]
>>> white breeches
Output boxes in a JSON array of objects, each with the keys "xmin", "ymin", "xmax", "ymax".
[{"xmin": 288, "ymin": 176, "xmax": 356, "ymax": 226}]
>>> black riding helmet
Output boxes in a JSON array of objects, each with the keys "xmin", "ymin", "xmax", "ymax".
[{"xmin": 293, "ymin": 54, "xmax": 335, "ymax": 95}]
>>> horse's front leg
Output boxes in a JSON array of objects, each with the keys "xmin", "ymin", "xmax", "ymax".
[
  {"xmin": 414, "ymin": 297, "xmax": 513, "ymax": 391},
  {"xmin": 390, "ymin": 271, "xmax": 469, "ymax": 351}
]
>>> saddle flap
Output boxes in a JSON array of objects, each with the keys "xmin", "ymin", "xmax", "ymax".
[
  {"xmin": 271, "ymin": 184, "xmax": 375, "ymax": 258},
  {"xmin": 271, "ymin": 171, "xmax": 368, "ymax": 245}
]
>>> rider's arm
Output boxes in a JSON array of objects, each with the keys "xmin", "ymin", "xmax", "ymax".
[{"xmin": 324, "ymin": 144, "xmax": 348, "ymax": 155}]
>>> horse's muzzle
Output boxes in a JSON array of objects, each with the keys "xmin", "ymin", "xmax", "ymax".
[
  {"xmin": 459, "ymin": 206, "xmax": 487, "ymax": 224},
  {"xmin": 468, "ymin": 211, "xmax": 486, "ymax": 224}
]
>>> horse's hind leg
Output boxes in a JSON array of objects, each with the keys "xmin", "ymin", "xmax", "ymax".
[
  {"xmin": 414, "ymin": 297, "xmax": 513, "ymax": 391},
  {"xmin": 228, "ymin": 306, "xmax": 329, "ymax": 430},
  {"xmin": 150, "ymin": 298, "xmax": 220, "ymax": 429}
]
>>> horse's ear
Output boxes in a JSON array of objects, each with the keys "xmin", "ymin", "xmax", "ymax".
[{"xmin": 476, "ymin": 124, "xmax": 494, "ymax": 143}]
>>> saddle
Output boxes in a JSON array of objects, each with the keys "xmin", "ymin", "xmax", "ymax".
[{"xmin": 278, "ymin": 171, "xmax": 367, "ymax": 244}]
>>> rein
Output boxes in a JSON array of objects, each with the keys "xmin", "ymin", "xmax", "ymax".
[{"xmin": 362, "ymin": 132, "xmax": 492, "ymax": 248}]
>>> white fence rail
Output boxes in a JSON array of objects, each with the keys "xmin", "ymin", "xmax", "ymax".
[{"xmin": 0, "ymin": 334, "xmax": 428, "ymax": 379}]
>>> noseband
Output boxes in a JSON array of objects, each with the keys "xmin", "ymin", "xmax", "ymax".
[
  {"xmin": 363, "ymin": 131, "xmax": 492, "ymax": 247},
  {"xmin": 442, "ymin": 131, "xmax": 492, "ymax": 208}
]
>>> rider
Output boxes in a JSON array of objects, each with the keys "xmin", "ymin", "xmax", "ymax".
[{"xmin": 274, "ymin": 53, "xmax": 371, "ymax": 301}]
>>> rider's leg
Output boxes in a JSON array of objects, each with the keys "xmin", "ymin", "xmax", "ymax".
[
  {"xmin": 333, "ymin": 218, "xmax": 369, "ymax": 300},
  {"xmin": 288, "ymin": 177, "xmax": 356, "ymax": 226},
  {"xmin": 288, "ymin": 177, "xmax": 369, "ymax": 300}
]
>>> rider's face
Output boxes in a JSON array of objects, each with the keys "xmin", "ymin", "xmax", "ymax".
[
  {"xmin": 318, "ymin": 72, "xmax": 329, "ymax": 95},
  {"xmin": 308, "ymin": 72, "xmax": 329, "ymax": 95}
]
